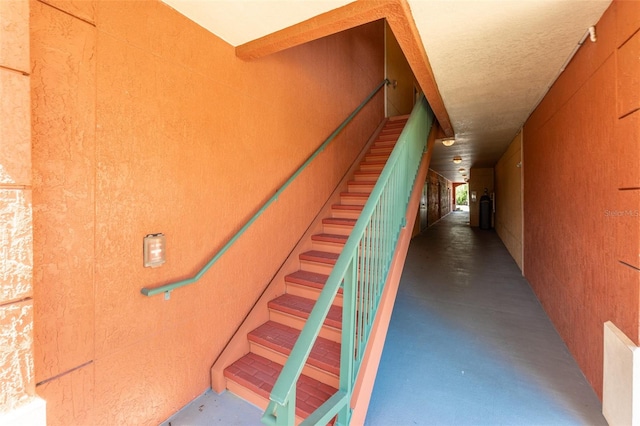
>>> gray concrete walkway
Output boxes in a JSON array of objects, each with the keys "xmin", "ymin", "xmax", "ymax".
[
  {"xmin": 162, "ymin": 211, "xmax": 605, "ymax": 426},
  {"xmin": 365, "ymin": 211, "xmax": 605, "ymax": 425}
]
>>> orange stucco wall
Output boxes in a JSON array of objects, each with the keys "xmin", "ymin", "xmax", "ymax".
[
  {"xmin": 523, "ymin": 0, "xmax": 640, "ymax": 398},
  {"xmin": 0, "ymin": 0, "xmax": 36, "ymax": 415},
  {"xmin": 29, "ymin": 1, "xmax": 384, "ymax": 424}
]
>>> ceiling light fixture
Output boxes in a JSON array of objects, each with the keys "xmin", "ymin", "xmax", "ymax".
[
  {"xmin": 458, "ymin": 168, "xmax": 465, "ymax": 173},
  {"xmin": 453, "ymin": 156, "xmax": 462, "ymax": 164},
  {"xmin": 441, "ymin": 138, "xmax": 455, "ymax": 147}
]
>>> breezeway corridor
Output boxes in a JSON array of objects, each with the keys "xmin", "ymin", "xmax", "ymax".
[{"xmin": 163, "ymin": 211, "xmax": 606, "ymax": 425}]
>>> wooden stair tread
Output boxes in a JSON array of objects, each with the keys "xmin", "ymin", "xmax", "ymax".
[
  {"xmin": 348, "ymin": 180, "xmax": 375, "ymax": 186},
  {"xmin": 248, "ymin": 321, "xmax": 340, "ymax": 375},
  {"xmin": 323, "ymin": 217, "xmax": 357, "ymax": 226},
  {"xmin": 300, "ymin": 250, "xmax": 339, "ymax": 265},
  {"xmin": 354, "ymin": 170, "xmax": 381, "ymax": 176},
  {"xmin": 224, "ymin": 352, "xmax": 338, "ymax": 418},
  {"xmin": 269, "ymin": 294, "xmax": 342, "ymax": 329},
  {"xmin": 359, "ymin": 159, "xmax": 387, "ymax": 166},
  {"xmin": 332, "ymin": 204, "xmax": 363, "ymax": 211},
  {"xmin": 285, "ymin": 270, "xmax": 344, "ymax": 294},
  {"xmin": 311, "ymin": 233, "xmax": 348, "ymax": 244},
  {"xmin": 286, "ymin": 270, "xmax": 328, "ymax": 287}
]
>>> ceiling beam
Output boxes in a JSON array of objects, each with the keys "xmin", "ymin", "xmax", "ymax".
[{"xmin": 235, "ymin": 0, "xmax": 453, "ymax": 137}]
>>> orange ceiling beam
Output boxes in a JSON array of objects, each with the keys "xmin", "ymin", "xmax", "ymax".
[{"xmin": 235, "ymin": 0, "xmax": 453, "ymax": 137}]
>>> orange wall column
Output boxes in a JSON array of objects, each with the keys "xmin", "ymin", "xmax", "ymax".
[
  {"xmin": 0, "ymin": 0, "xmax": 46, "ymax": 423},
  {"xmin": 30, "ymin": 1, "xmax": 97, "ymax": 424}
]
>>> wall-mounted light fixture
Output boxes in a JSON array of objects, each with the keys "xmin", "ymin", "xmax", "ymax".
[
  {"xmin": 453, "ymin": 156, "xmax": 462, "ymax": 164},
  {"xmin": 441, "ymin": 137, "xmax": 455, "ymax": 147},
  {"xmin": 144, "ymin": 233, "xmax": 166, "ymax": 268}
]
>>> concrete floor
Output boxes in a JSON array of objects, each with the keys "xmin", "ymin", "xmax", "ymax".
[{"xmin": 162, "ymin": 211, "xmax": 606, "ymax": 426}]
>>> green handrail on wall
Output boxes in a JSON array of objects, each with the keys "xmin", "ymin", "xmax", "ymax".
[
  {"xmin": 262, "ymin": 94, "xmax": 434, "ymax": 426},
  {"xmin": 141, "ymin": 79, "xmax": 390, "ymax": 300}
]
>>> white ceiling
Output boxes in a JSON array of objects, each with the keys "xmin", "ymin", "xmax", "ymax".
[{"xmin": 162, "ymin": 0, "xmax": 611, "ymax": 183}]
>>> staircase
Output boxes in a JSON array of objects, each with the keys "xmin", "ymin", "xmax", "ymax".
[{"xmin": 222, "ymin": 117, "xmax": 409, "ymax": 422}]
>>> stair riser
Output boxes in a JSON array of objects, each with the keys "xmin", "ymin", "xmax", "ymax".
[
  {"xmin": 311, "ymin": 240, "xmax": 344, "ymax": 254},
  {"xmin": 380, "ymin": 136, "xmax": 400, "ymax": 142},
  {"xmin": 378, "ymin": 128, "xmax": 402, "ymax": 136},
  {"xmin": 352, "ymin": 174, "xmax": 380, "ymax": 182},
  {"xmin": 226, "ymin": 380, "xmax": 270, "ymax": 412},
  {"xmin": 249, "ymin": 344, "xmax": 340, "ymax": 389},
  {"xmin": 359, "ymin": 163, "xmax": 384, "ymax": 172},
  {"xmin": 322, "ymin": 223, "xmax": 354, "ymax": 236},
  {"xmin": 370, "ymin": 147, "xmax": 393, "ymax": 155},
  {"xmin": 364, "ymin": 154, "xmax": 390, "ymax": 163},
  {"xmin": 340, "ymin": 194, "xmax": 368, "ymax": 206},
  {"xmin": 331, "ymin": 209, "xmax": 361, "ymax": 220},
  {"xmin": 348, "ymin": 183, "xmax": 374, "ymax": 193},
  {"xmin": 300, "ymin": 259, "xmax": 334, "ymax": 275},
  {"xmin": 371, "ymin": 138, "xmax": 398, "ymax": 148},
  {"xmin": 285, "ymin": 282, "xmax": 344, "ymax": 307},
  {"xmin": 269, "ymin": 310, "xmax": 342, "ymax": 343}
]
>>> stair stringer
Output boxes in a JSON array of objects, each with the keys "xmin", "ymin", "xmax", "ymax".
[
  {"xmin": 348, "ymin": 121, "xmax": 439, "ymax": 425},
  {"xmin": 210, "ymin": 118, "xmax": 389, "ymax": 394}
]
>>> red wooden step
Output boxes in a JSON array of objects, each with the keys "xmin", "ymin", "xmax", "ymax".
[
  {"xmin": 248, "ymin": 321, "xmax": 341, "ymax": 376},
  {"xmin": 385, "ymin": 118, "xmax": 406, "ymax": 126},
  {"xmin": 285, "ymin": 270, "xmax": 344, "ymax": 294},
  {"xmin": 331, "ymin": 204, "xmax": 363, "ymax": 213},
  {"xmin": 268, "ymin": 294, "xmax": 342, "ymax": 329},
  {"xmin": 364, "ymin": 153, "xmax": 390, "ymax": 162},
  {"xmin": 311, "ymin": 233, "xmax": 348, "ymax": 245},
  {"xmin": 224, "ymin": 352, "xmax": 338, "ymax": 418},
  {"xmin": 370, "ymin": 146, "xmax": 393, "ymax": 155},
  {"xmin": 359, "ymin": 161, "xmax": 386, "ymax": 172},
  {"xmin": 372, "ymin": 142, "xmax": 396, "ymax": 151},
  {"xmin": 384, "ymin": 125, "xmax": 406, "ymax": 132},
  {"xmin": 322, "ymin": 217, "xmax": 357, "ymax": 227},
  {"xmin": 286, "ymin": 270, "xmax": 328, "ymax": 289},
  {"xmin": 300, "ymin": 250, "xmax": 339, "ymax": 265},
  {"xmin": 352, "ymin": 171, "xmax": 381, "ymax": 182},
  {"xmin": 347, "ymin": 181, "xmax": 374, "ymax": 193}
]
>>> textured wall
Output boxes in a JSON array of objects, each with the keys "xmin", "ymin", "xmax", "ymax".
[
  {"xmin": 30, "ymin": 1, "xmax": 385, "ymax": 424},
  {"xmin": 523, "ymin": 0, "xmax": 640, "ymax": 398},
  {"xmin": 0, "ymin": 0, "xmax": 36, "ymax": 415},
  {"xmin": 495, "ymin": 131, "xmax": 523, "ymax": 271}
]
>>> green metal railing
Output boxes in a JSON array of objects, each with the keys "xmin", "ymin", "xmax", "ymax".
[
  {"xmin": 141, "ymin": 79, "xmax": 389, "ymax": 300},
  {"xmin": 262, "ymin": 95, "xmax": 434, "ymax": 426}
]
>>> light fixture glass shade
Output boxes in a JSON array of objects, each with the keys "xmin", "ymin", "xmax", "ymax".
[
  {"xmin": 453, "ymin": 156, "xmax": 462, "ymax": 164},
  {"xmin": 441, "ymin": 138, "xmax": 455, "ymax": 146},
  {"xmin": 458, "ymin": 168, "xmax": 465, "ymax": 173}
]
